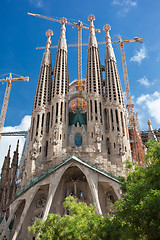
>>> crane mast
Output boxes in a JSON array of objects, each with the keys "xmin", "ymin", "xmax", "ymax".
[
  {"xmin": 0, "ymin": 73, "xmax": 29, "ymax": 142},
  {"xmin": 117, "ymin": 36, "xmax": 144, "ymax": 164}
]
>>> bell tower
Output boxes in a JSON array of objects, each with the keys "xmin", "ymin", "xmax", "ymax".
[
  {"xmin": 24, "ymin": 29, "xmax": 53, "ymax": 182},
  {"xmin": 86, "ymin": 15, "xmax": 105, "ymax": 153},
  {"xmin": 103, "ymin": 24, "xmax": 131, "ymax": 165},
  {"xmin": 50, "ymin": 17, "xmax": 69, "ymax": 156}
]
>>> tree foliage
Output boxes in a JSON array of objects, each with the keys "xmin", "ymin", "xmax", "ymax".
[
  {"xmin": 28, "ymin": 196, "xmax": 121, "ymax": 240},
  {"xmin": 114, "ymin": 140, "xmax": 160, "ymax": 240},
  {"xmin": 29, "ymin": 140, "xmax": 160, "ymax": 240}
]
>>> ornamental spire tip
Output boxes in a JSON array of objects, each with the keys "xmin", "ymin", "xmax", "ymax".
[
  {"xmin": 46, "ymin": 29, "xmax": 53, "ymax": 38},
  {"xmin": 88, "ymin": 14, "xmax": 95, "ymax": 22},
  {"xmin": 103, "ymin": 24, "xmax": 111, "ymax": 32}
]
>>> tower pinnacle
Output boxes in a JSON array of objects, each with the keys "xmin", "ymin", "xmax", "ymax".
[
  {"xmin": 103, "ymin": 24, "xmax": 116, "ymax": 62},
  {"xmin": 41, "ymin": 29, "xmax": 53, "ymax": 66},
  {"xmin": 147, "ymin": 119, "xmax": 157, "ymax": 142},
  {"xmin": 58, "ymin": 17, "xmax": 67, "ymax": 51},
  {"xmin": 45, "ymin": 29, "xmax": 53, "ymax": 48},
  {"xmin": 88, "ymin": 14, "xmax": 98, "ymax": 48},
  {"xmin": 2, "ymin": 145, "xmax": 11, "ymax": 171}
]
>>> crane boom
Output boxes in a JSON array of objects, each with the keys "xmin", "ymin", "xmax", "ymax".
[
  {"xmin": 28, "ymin": 12, "xmax": 101, "ymax": 33},
  {"xmin": 36, "ymin": 38, "xmax": 143, "ymax": 50},
  {"xmin": 1, "ymin": 131, "xmax": 28, "ymax": 137},
  {"xmin": 0, "ymin": 73, "xmax": 29, "ymax": 142}
]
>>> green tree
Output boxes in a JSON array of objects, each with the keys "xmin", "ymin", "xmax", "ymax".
[
  {"xmin": 29, "ymin": 196, "xmax": 123, "ymax": 240},
  {"xmin": 114, "ymin": 140, "xmax": 160, "ymax": 240}
]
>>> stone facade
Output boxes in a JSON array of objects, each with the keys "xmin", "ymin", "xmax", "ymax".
[{"xmin": 0, "ymin": 15, "xmax": 131, "ymax": 239}]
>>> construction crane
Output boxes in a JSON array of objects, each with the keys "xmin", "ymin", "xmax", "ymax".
[
  {"xmin": 110, "ymin": 34, "xmax": 143, "ymax": 164},
  {"xmin": 0, "ymin": 73, "xmax": 29, "ymax": 141},
  {"xmin": 1, "ymin": 131, "xmax": 28, "ymax": 137}
]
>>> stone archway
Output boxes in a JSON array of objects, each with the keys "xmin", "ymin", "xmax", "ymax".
[
  {"xmin": 9, "ymin": 199, "xmax": 26, "ymax": 239},
  {"xmin": 49, "ymin": 165, "xmax": 93, "ymax": 215},
  {"xmin": 98, "ymin": 182, "xmax": 119, "ymax": 215},
  {"xmin": 18, "ymin": 184, "xmax": 49, "ymax": 239}
]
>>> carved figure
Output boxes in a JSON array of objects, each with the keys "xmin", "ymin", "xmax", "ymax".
[
  {"xmin": 51, "ymin": 126, "xmax": 59, "ymax": 145},
  {"xmin": 117, "ymin": 133, "xmax": 125, "ymax": 156},
  {"xmin": 95, "ymin": 123, "xmax": 100, "ymax": 135},
  {"xmin": 30, "ymin": 139, "xmax": 40, "ymax": 160}
]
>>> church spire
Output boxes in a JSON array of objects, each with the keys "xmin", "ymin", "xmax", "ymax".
[
  {"xmin": 103, "ymin": 24, "xmax": 131, "ymax": 163},
  {"xmin": 147, "ymin": 119, "xmax": 157, "ymax": 142},
  {"xmin": 86, "ymin": 15, "xmax": 103, "ymax": 96},
  {"xmin": 25, "ymin": 30, "xmax": 53, "ymax": 181},
  {"xmin": 57, "ymin": 17, "xmax": 67, "ymax": 51},
  {"xmin": 103, "ymin": 24, "xmax": 124, "ymax": 106},
  {"xmin": 86, "ymin": 15, "xmax": 105, "ymax": 152},
  {"xmin": 41, "ymin": 29, "xmax": 53, "ymax": 65},
  {"xmin": 11, "ymin": 140, "xmax": 19, "ymax": 168},
  {"xmin": 0, "ymin": 145, "xmax": 11, "ymax": 213},
  {"xmin": 49, "ymin": 17, "xmax": 69, "ymax": 156},
  {"xmin": 52, "ymin": 18, "xmax": 69, "ymax": 97},
  {"xmin": 33, "ymin": 29, "xmax": 53, "ymax": 109},
  {"xmin": 103, "ymin": 24, "xmax": 116, "ymax": 62},
  {"xmin": 9, "ymin": 140, "xmax": 19, "ymax": 201},
  {"xmin": 1, "ymin": 145, "xmax": 11, "ymax": 172},
  {"xmin": 88, "ymin": 15, "xmax": 98, "ymax": 48}
]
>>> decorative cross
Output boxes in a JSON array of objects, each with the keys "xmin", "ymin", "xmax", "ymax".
[
  {"xmin": 88, "ymin": 14, "xmax": 95, "ymax": 22},
  {"xmin": 60, "ymin": 17, "xmax": 67, "ymax": 24},
  {"xmin": 46, "ymin": 29, "xmax": 53, "ymax": 37},
  {"xmin": 103, "ymin": 24, "xmax": 111, "ymax": 32}
]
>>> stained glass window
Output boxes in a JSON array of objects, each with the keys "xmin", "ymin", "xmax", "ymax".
[{"xmin": 75, "ymin": 133, "xmax": 82, "ymax": 147}]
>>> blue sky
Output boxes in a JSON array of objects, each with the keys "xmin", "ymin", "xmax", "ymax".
[{"xmin": 0, "ymin": 0, "xmax": 160, "ymax": 167}]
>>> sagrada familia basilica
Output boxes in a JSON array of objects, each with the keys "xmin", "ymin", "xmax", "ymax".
[{"xmin": 0, "ymin": 15, "xmax": 133, "ymax": 239}]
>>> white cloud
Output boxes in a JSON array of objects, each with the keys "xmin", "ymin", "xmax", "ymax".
[
  {"xmin": 112, "ymin": 0, "xmax": 137, "ymax": 16},
  {"xmin": 112, "ymin": 0, "xmax": 137, "ymax": 7},
  {"xmin": 130, "ymin": 45, "xmax": 147, "ymax": 64},
  {"xmin": 136, "ymin": 92, "xmax": 160, "ymax": 124},
  {"xmin": 136, "ymin": 94, "xmax": 149, "ymax": 104},
  {"xmin": 29, "ymin": 0, "xmax": 44, "ymax": 8},
  {"xmin": 137, "ymin": 76, "xmax": 152, "ymax": 87},
  {"xmin": 0, "ymin": 115, "xmax": 31, "ymax": 171}
]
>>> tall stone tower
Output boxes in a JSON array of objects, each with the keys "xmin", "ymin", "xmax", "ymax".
[
  {"xmin": 0, "ymin": 146, "xmax": 11, "ymax": 213},
  {"xmin": 23, "ymin": 29, "xmax": 53, "ymax": 183},
  {"xmin": 0, "ymin": 141, "xmax": 19, "ymax": 218},
  {"xmin": 86, "ymin": 15, "xmax": 105, "ymax": 153},
  {"xmin": 147, "ymin": 119, "xmax": 157, "ymax": 142},
  {"xmin": 1, "ymin": 16, "xmax": 132, "ymax": 240},
  {"xmin": 50, "ymin": 17, "xmax": 69, "ymax": 157},
  {"xmin": 103, "ymin": 24, "xmax": 131, "ymax": 166}
]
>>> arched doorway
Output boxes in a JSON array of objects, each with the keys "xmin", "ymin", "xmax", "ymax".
[{"xmin": 49, "ymin": 165, "xmax": 93, "ymax": 215}]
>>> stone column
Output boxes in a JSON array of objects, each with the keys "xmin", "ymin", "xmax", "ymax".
[
  {"xmin": 88, "ymin": 176, "xmax": 102, "ymax": 214},
  {"xmin": 42, "ymin": 173, "xmax": 62, "ymax": 220}
]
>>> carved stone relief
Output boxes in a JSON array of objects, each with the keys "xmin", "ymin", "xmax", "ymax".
[
  {"xmin": 117, "ymin": 133, "xmax": 125, "ymax": 156},
  {"xmin": 51, "ymin": 126, "xmax": 59, "ymax": 145},
  {"xmin": 35, "ymin": 198, "xmax": 46, "ymax": 209},
  {"xmin": 30, "ymin": 138, "xmax": 41, "ymax": 160},
  {"xmin": 94, "ymin": 123, "xmax": 102, "ymax": 152}
]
